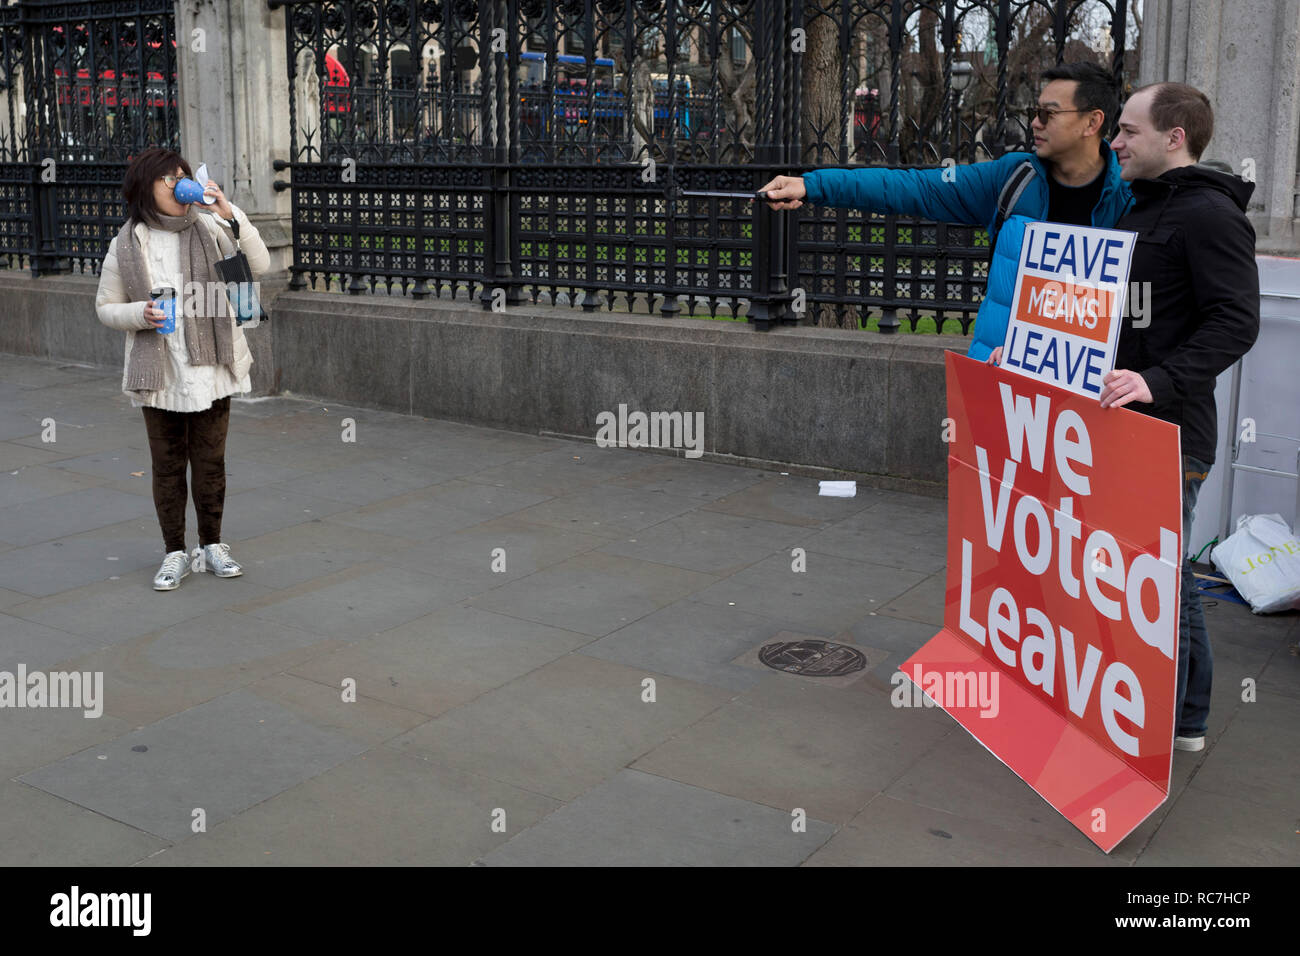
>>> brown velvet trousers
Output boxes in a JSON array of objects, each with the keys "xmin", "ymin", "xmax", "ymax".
[{"xmin": 140, "ymin": 397, "xmax": 230, "ymax": 554}]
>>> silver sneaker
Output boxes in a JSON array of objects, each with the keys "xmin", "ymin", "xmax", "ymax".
[
  {"xmin": 195, "ymin": 542, "xmax": 243, "ymax": 578},
  {"xmin": 153, "ymin": 550, "xmax": 191, "ymax": 591}
]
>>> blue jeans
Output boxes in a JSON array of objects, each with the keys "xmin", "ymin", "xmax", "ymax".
[{"xmin": 1175, "ymin": 456, "xmax": 1213, "ymax": 738}]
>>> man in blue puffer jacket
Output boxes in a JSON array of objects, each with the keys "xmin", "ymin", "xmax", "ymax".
[{"xmin": 758, "ymin": 63, "xmax": 1134, "ymax": 359}]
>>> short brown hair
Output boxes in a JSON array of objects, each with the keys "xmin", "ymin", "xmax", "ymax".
[
  {"xmin": 1142, "ymin": 82, "xmax": 1214, "ymax": 160},
  {"xmin": 122, "ymin": 147, "xmax": 191, "ymax": 226}
]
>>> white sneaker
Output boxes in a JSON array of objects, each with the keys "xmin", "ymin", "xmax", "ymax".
[
  {"xmin": 153, "ymin": 550, "xmax": 191, "ymax": 591},
  {"xmin": 1174, "ymin": 735, "xmax": 1205, "ymax": 752},
  {"xmin": 194, "ymin": 542, "xmax": 243, "ymax": 578}
]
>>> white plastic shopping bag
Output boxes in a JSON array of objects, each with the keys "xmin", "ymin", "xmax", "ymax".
[{"xmin": 1210, "ymin": 513, "xmax": 1300, "ymax": 614}]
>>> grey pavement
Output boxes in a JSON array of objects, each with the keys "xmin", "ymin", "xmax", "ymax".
[{"xmin": 0, "ymin": 352, "xmax": 1297, "ymax": 866}]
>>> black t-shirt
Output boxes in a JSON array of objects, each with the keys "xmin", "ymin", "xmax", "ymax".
[{"xmin": 1047, "ymin": 171, "xmax": 1104, "ymax": 226}]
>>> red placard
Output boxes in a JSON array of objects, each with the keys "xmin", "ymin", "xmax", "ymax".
[{"xmin": 903, "ymin": 352, "xmax": 1182, "ymax": 853}]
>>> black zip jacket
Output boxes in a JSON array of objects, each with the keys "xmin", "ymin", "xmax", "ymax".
[{"xmin": 1114, "ymin": 164, "xmax": 1260, "ymax": 464}]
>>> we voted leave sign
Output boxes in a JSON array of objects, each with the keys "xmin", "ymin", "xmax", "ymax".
[
  {"xmin": 904, "ymin": 353, "xmax": 1180, "ymax": 853},
  {"xmin": 1000, "ymin": 222, "xmax": 1136, "ymax": 397}
]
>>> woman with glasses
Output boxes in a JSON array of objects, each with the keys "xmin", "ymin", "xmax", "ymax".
[{"xmin": 95, "ymin": 147, "xmax": 271, "ymax": 591}]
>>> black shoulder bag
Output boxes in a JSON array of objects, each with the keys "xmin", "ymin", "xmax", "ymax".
[{"xmin": 214, "ymin": 217, "xmax": 269, "ymax": 327}]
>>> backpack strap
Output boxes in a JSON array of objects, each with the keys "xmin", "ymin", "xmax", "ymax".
[{"xmin": 991, "ymin": 160, "xmax": 1037, "ymax": 248}]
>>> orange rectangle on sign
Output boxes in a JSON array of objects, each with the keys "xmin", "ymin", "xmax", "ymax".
[{"xmin": 1013, "ymin": 274, "xmax": 1114, "ymax": 344}]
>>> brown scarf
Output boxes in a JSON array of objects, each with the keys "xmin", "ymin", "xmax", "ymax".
[{"xmin": 114, "ymin": 206, "xmax": 235, "ymax": 395}]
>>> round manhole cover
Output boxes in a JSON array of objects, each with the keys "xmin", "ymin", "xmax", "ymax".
[{"xmin": 759, "ymin": 640, "xmax": 866, "ymax": 677}]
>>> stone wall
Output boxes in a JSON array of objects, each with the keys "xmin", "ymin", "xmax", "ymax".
[
  {"xmin": 0, "ymin": 273, "xmax": 955, "ymax": 494},
  {"xmin": 1141, "ymin": 0, "xmax": 1300, "ymax": 254}
]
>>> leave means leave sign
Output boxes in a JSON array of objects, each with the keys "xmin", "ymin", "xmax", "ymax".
[{"xmin": 1000, "ymin": 221, "xmax": 1137, "ymax": 398}]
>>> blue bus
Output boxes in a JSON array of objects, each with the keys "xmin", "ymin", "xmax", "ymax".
[{"xmin": 518, "ymin": 51, "xmax": 616, "ymax": 87}]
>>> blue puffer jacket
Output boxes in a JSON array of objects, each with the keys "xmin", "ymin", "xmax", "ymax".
[{"xmin": 802, "ymin": 144, "xmax": 1133, "ymax": 360}]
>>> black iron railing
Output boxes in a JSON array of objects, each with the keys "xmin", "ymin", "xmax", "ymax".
[
  {"xmin": 0, "ymin": 0, "xmax": 1135, "ymax": 335},
  {"xmin": 269, "ymin": 0, "xmax": 1133, "ymax": 331},
  {"xmin": 0, "ymin": 0, "xmax": 179, "ymax": 275}
]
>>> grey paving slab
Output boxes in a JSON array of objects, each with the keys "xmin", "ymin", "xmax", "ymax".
[
  {"xmin": 290, "ymin": 603, "xmax": 591, "ymax": 717},
  {"xmin": 0, "ymin": 613, "xmax": 107, "ymax": 672},
  {"xmin": 11, "ymin": 423, "xmax": 149, "ymax": 459},
  {"xmin": 1181, "ymin": 693, "xmax": 1299, "ymax": 812},
  {"xmin": 632, "ymin": 670, "xmax": 954, "ymax": 824},
  {"xmin": 465, "ymin": 444, "xmax": 656, "ymax": 496},
  {"xmin": 233, "ymin": 518, "xmax": 420, "ymax": 591},
  {"xmin": 216, "ymin": 455, "xmax": 327, "ymax": 495},
  {"xmin": 8, "ymin": 566, "xmax": 273, "ymax": 642},
  {"xmin": 62, "ymin": 610, "xmax": 346, "ymax": 727},
  {"xmin": 799, "ymin": 501, "xmax": 949, "ymax": 574},
  {"xmin": 0, "ymin": 440, "xmax": 66, "ymax": 471},
  {"xmin": 133, "ymin": 610, "xmax": 339, "ymax": 671},
  {"xmin": 387, "ymin": 653, "xmax": 732, "ymax": 801},
  {"xmin": 231, "ymin": 409, "xmax": 356, "ymax": 440},
  {"xmin": 601, "ymin": 458, "xmax": 769, "ymax": 502},
  {"xmin": 0, "ymin": 781, "xmax": 167, "ymax": 866},
  {"xmin": 0, "ymin": 416, "xmax": 44, "ymax": 442},
  {"xmin": 880, "ymin": 723, "xmax": 1156, "ymax": 857},
  {"xmin": 243, "ymin": 672, "xmax": 435, "ymax": 748},
  {"xmin": 508, "ymin": 483, "xmax": 703, "ymax": 537},
  {"xmin": 867, "ymin": 488, "xmax": 949, "ymax": 517},
  {"xmin": 1135, "ymin": 787, "xmax": 1300, "ymax": 866},
  {"xmin": 1256, "ymin": 639, "xmax": 1300, "ymax": 700},
  {"xmin": 323, "ymin": 488, "xmax": 493, "ymax": 541},
  {"xmin": 385, "ymin": 513, "xmax": 608, "ymax": 589},
  {"xmin": 234, "ymin": 435, "xmax": 387, "ymax": 474},
  {"xmin": 0, "ymin": 528, "xmax": 165, "ymax": 598},
  {"xmin": 701, "ymin": 474, "xmax": 880, "ymax": 527},
  {"xmin": 267, "ymin": 457, "xmax": 453, "ymax": 506},
  {"xmin": 580, "ymin": 598, "xmax": 793, "ymax": 691},
  {"xmin": 1186, "ymin": 642, "xmax": 1279, "ymax": 747},
  {"xmin": 219, "ymin": 425, "xmax": 316, "ymax": 459},
  {"xmin": 0, "ymin": 705, "xmax": 134, "ymax": 783},
  {"xmin": 480, "ymin": 768, "xmax": 835, "ymax": 866},
  {"xmin": 0, "ymin": 485, "xmax": 156, "ymax": 547},
  {"xmin": 0, "ymin": 358, "xmax": 110, "ymax": 389},
  {"xmin": 18, "ymin": 688, "xmax": 368, "ymax": 842},
  {"xmin": 841, "ymin": 612, "xmax": 946, "ymax": 681},
  {"xmin": 468, "ymin": 551, "xmax": 717, "ymax": 638},
  {"xmin": 689, "ymin": 550, "xmax": 927, "ymax": 634},
  {"xmin": 328, "ymin": 416, "xmax": 559, "ymax": 463},
  {"xmin": 596, "ymin": 509, "xmax": 808, "ymax": 575},
  {"xmin": 48, "ymin": 446, "xmax": 155, "ymax": 482},
  {"xmin": 139, "ymin": 746, "xmax": 560, "ymax": 866},
  {"xmin": 11, "ymin": 381, "xmax": 132, "ymax": 409},
  {"xmin": 0, "ymin": 587, "xmax": 31, "ymax": 610},
  {"xmin": 227, "ymin": 395, "xmax": 318, "ymax": 419},
  {"xmin": 392, "ymin": 440, "xmax": 559, "ymax": 478},
  {"xmin": 0, "ymin": 355, "xmax": 1295, "ymax": 867},
  {"xmin": 875, "ymin": 570, "xmax": 946, "ymax": 628},
  {"xmin": 394, "ymin": 477, "xmax": 552, "ymax": 521},
  {"xmin": 195, "ymin": 486, "xmax": 355, "ymax": 541},
  {"xmin": 1204, "ymin": 601, "xmax": 1299, "ymax": 652},
  {"xmin": 238, "ymin": 565, "xmax": 478, "ymax": 640},
  {"xmin": 805, "ymin": 795, "xmax": 1117, "ymax": 866}
]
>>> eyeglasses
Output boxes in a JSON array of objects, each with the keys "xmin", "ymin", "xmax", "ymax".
[
  {"xmin": 158, "ymin": 174, "xmax": 180, "ymax": 188},
  {"xmin": 1028, "ymin": 107, "xmax": 1093, "ymax": 125}
]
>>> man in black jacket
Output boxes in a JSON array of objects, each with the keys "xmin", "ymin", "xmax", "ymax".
[{"xmin": 1100, "ymin": 82, "xmax": 1260, "ymax": 753}]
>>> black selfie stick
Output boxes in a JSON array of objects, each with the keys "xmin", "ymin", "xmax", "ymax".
[{"xmin": 679, "ymin": 190, "xmax": 773, "ymax": 201}]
